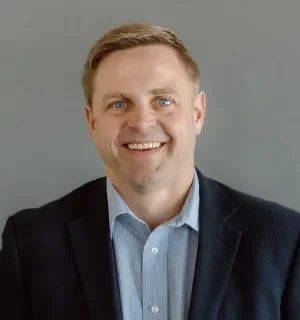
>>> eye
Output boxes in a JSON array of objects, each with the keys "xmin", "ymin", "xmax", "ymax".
[
  {"xmin": 111, "ymin": 101, "xmax": 127, "ymax": 109},
  {"xmin": 157, "ymin": 98, "xmax": 172, "ymax": 107}
]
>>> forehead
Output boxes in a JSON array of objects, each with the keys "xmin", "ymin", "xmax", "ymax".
[{"xmin": 93, "ymin": 44, "xmax": 192, "ymax": 96}]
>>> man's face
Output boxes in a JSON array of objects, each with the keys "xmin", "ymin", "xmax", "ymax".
[{"xmin": 85, "ymin": 44, "xmax": 206, "ymax": 189}]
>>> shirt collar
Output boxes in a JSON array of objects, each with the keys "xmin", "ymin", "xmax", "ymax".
[
  {"xmin": 106, "ymin": 169, "xmax": 200, "ymax": 238},
  {"xmin": 106, "ymin": 177, "xmax": 132, "ymax": 238}
]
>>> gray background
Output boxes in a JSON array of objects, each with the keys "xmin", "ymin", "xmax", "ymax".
[{"xmin": 1, "ymin": 0, "xmax": 300, "ymax": 245}]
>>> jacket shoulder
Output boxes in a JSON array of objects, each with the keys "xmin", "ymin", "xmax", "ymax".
[
  {"xmin": 214, "ymin": 179, "xmax": 300, "ymax": 238},
  {"xmin": 7, "ymin": 177, "xmax": 106, "ymax": 237}
]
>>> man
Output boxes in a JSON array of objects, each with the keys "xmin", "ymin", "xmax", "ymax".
[{"xmin": 0, "ymin": 23, "xmax": 299, "ymax": 320}]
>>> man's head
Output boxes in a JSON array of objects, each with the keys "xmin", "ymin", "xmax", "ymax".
[{"xmin": 82, "ymin": 23, "xmax": 206, "ymax": 192}]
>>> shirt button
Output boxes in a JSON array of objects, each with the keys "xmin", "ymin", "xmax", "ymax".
[
  {"xmin": 151, "ymin": 305, "xmax": 159, "ymax": 313},
  {"xmin": 151, "ymin": 247, "xmax": 159, "ymax": 255}
]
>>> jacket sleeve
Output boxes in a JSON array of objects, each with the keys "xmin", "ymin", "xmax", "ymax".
[
  {"xmin": 281, "ymin": 236, "xmax": 300, "ymax": 319},
  {"xmin": 0, "ymin": 216, "xmax": 30, "ymax": 319}
]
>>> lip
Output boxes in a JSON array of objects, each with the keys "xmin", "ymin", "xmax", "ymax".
[
  {"xmin": 123, "ymin": 141, "xmax": 165, "ymax": 145},
  {"xmin": 122, "ymin": 143, "xmax": 165, "ymax": 156}
]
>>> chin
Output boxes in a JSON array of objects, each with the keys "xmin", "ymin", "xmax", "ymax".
[
  {"xmin": 126, "ymin": 168, "xmax": 158, "ymax": 188},
  {"xmin": 130, "ymin": 167, "xmax": 172, "ymax": 191}
]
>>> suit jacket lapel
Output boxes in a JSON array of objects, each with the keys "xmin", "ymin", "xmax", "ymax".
[
  {"xmin": 188, "ymin": 169, "xmax": 242, "ymax": 320},
  {"xmin": 66, "ymin": 178, "xmax": 122, "ymax": 320}
]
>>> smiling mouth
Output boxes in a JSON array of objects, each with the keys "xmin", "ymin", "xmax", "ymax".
[{"xmin": 123, "ymin": 142, "xmax": 165, "ymax": 152}]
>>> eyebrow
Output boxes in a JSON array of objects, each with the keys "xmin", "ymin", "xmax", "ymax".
[
  {"xmin": 149, "ymin": 87, "xmax": 180, "ymax": 96},
  {"xmin": 102, "ymin": 92, "xmax": 128, "ymax": 104},
  {"xmin": 101, "ymin": 87, "xmax": 180, "ymax": 104}
]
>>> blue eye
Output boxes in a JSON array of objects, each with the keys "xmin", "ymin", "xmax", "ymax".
[
  {"xmin": 158, "ymin": 98, "xmax": 172, "ymax": 106},
  {"xmin": 112, "ymin": 101, "xmax": 127, "ymax": 109}
]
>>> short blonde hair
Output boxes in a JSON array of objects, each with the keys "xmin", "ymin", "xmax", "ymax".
[{"xmin": 82, "ymin": 23, "xmax": 200, "ymax": 107}]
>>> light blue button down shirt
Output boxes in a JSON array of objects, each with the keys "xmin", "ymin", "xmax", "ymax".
[{"xmin": 106, "ymin": 170, "xmax": 200, "ymax": 320}]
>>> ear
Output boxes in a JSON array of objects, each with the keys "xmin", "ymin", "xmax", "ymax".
[
  {"xmin": 193, "ymin": 91, "xmax": 206, "ymax": 135},
  {"xmin": 84, "ymin": 105, "xmax": 96, "ymax": 139}
]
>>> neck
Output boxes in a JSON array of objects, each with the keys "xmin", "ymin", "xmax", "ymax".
[{"xmin": 108, "ymin": 167, "xmax": 195, "ymax": 230}]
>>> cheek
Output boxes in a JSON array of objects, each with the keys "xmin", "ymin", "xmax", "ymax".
[
  {"xmin": 93, "ymin": 118, "xmax": 119, "ymax": 148},
  {"xmin": 164, "ymin": 112, "xmax": 195, "ymax": 139}
]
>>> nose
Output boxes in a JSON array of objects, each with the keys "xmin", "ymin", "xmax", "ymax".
[{"xmin": 127, "ymin": 106, "xmax": 157, "ymax": 130}]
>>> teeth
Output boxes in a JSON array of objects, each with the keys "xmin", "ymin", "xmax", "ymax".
[{"xmin": 127, "ymin": 142, "xmax": 162, "ymax": 150}]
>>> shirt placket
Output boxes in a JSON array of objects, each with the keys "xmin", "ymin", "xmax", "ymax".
[{"xmin": 142, "ymin": 227, "xmax": 169, "ymax": 320}]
